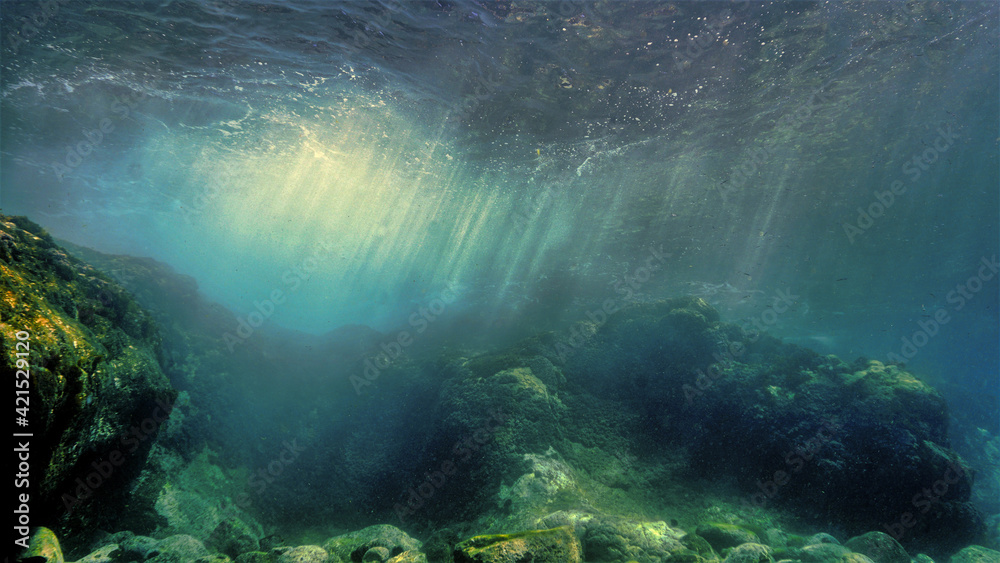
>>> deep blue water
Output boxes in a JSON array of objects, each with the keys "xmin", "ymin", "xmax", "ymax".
[{"xmin": 2, "ymin": 0, "xmax": 997, "ymax": 449}]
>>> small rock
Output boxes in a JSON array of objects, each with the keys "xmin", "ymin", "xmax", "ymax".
[
  {"xmin": 388, "ymin": 550, "xmax": 428, "ymax": 563},
  {"xmin": 723, "ymin": 543, "xmax": 774, "ymax": 563},
  {"xmin": 274, "ymin": 545, "xmax": 330, "ymax": 563}
]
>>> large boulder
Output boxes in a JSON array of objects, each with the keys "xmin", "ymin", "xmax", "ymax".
[
  {"xmin": 561, "ymin": 297, "xmax": 984, "ymax": 556},
  {"xmin": 1, "ymin": 215, "xmax": 175, "ymax": 547}
]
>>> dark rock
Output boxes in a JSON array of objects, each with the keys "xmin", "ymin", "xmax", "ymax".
[
  {"xmin": 207, "ymin": 517, "xmax": 261, "ymax": 559},
  {"xmin": 843, "ymin": 532, "xmax": 909, "ymax": 563}
]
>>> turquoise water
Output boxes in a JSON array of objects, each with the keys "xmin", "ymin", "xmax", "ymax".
[{"xmin": 3, "ymin": 0, "xmax": 998, "ymax": 555}]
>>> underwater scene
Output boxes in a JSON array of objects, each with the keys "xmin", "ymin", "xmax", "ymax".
[{"xmin": 2, "ymin": 1, "xmax": 999, "ymax": 562}]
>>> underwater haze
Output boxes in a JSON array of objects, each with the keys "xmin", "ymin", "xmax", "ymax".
[
  {"xmin": 3, "ymin": 0, "xmax": 1000, "ymax": 560},
  {"xmin": 5, "ymin": 0, "xmax": 998, "ymax": 420}
]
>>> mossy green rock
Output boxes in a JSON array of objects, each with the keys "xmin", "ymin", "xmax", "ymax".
[
  {"xmin": 388, "ymin": 551, "xmax": 429, "ymax": 563},
  {"xmin": 947, "ymin": 545, "xmax": 1000, "ymax": 563},
  {"xmin": 696, "ymin": 524, "xmax": 762, "ymax": 552},
  {"xmin": 723, "ymin": 543, "xmax": 774, "ymax": 563},
  {"xmin": 453, "ymin": 526, "xmax": 581, "ymax": 563},
  {"xmin": 273, "ymin": 545, "xmax": 330, "ymax": 563},
  {"xmin": 322, "ymin": 525, "xmax": 421, "ymax": 562},
  {"xmin": 682, "ymin": 533, "xmax": 718, "ymax": 560},
  {"xmin": 843, "ymin": 532, "xmax": 909, "ymax": 563},
  {"xmin": 234, "ymin": 552, "xmax": 272, "ymax": 563},
  {"xmin": 582, "ymin": 517, "xmax": 685, "ymax": 563},
  {"xmin": 0, "ymin": 215, "xmax": 175, "ymax": 540},
  {"xmin": 19, "ymin": 527, "xmax": 64, "ymax": 563}
]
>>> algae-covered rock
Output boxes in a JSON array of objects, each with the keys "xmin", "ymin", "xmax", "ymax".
[
  {"xmin": 682, "ymin": 533, "xmax": 719, "ymax": 560},
  {"xmin": 947, "ymin": 545, "xmax": 1000, "ymax": 563},
  {"xmin": 840, "ymin": 554, "xmax": 876, "ymax": 563},
  {"xmin": 0, "ymin": 215, "xmax": 175, "ymax": 542},
  {"xmin": 582, "ymin": 517, "xmax": 685, "ymax": 563},
  {"xmin": 843, "ymin": 532, "xmax": 909, "ymax": 563},
  {"xmin": 273, "ymin": 545, "xmax": 330, "ymax": 563},
  {"xmin": 799, "ymin": 542, "xmax": 851, "ymax": 563},
  {"xmin": 723, "ymin": 543, "xmax": 773, "ymax": 563},
  {"xmin": 19, "ymin": 527, "xmax": 64, "ymax": 563},
  {"xmin": 696, "ymin": 523, "xmax": 762, "ymax": 552},
  {"xmin": 234, "ymin": 552, "xmax": 272, "ymax": 563},
  {"xmin": 453, "ymin": 526, "xmax": 581, "ymax": 563},
  {"xmin": 497, "ymin": 448, "xmax": 584, "ymax": 522},
  {"xmin": 322, "ymin": 525, "xmax": 421, "ymax": 562}
]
